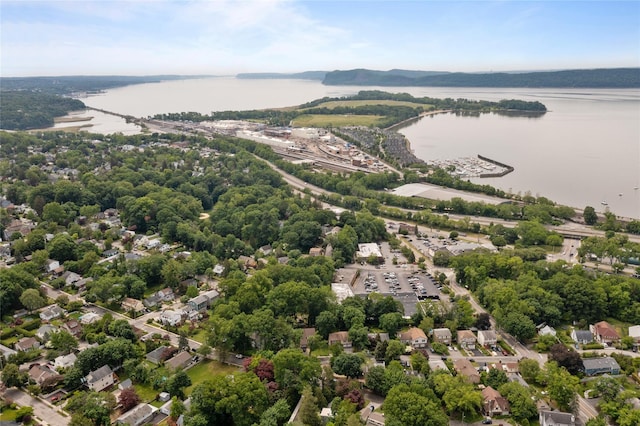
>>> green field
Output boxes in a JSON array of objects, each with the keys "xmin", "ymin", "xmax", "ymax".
[
  {"xmin": 292, "ymin": 114, "xmax": 385, "ymax": 127},
  {"xmin": 308, "ymin": 99, "xmax": 432, "ymax": 109},
  {"xmin": 185, "ymin": 359, "xmax": 242, "ymax": 395}
]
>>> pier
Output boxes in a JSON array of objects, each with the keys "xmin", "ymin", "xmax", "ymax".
[{"xmin": 477, "ymin": 155, "xmax": 514, "ymax": 178}]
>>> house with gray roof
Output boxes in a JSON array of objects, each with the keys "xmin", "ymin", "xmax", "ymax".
[
  {"xmin": 36, "ymin": 324, "xmax": 58, "ymax": 341},
  {"xmin": 39, "ymin": 305, "xmax": 64, "ymax": 322},
  {"xmin": 583, "ymin": 357, "xmax": 621, "ymax": 376},
  {"xmin": 571, "ymin": 329, "xmax": 593, "ymax": 345},
  {"xmin": 187, "ymin": 290, "xmax": 219, "ymax": 312},
  {"xmin": 539, "ymin": 410, "xmax": 576, "ymax": 426},
  {"xmin": 165, "ymin": 351, "xmax": 193, "ymax": 371},
  {"xmin": 85, "ymin": 365, "xmax": 115, "ymax": 391},
  {"xmin": 432, "ymin": 328, "xmax": 452, "ymax": 345},
  {"xmin": 116, "ymin": 403, "xmax": 158, "ymax": 426},
  {"xmin": 15, "ymin": 337, "xmax": 40, "ymax": 352},
  {"xmin": 146, "ymin": 345, "xmax": 171, "ymax": 364}
]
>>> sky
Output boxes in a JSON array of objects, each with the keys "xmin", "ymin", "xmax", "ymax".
[{"xmin": 1, "ymin": 0, "xmax": 639, "ymax": 77}]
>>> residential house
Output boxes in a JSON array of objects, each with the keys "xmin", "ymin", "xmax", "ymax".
[
  {"xmin": 116, "ymin": 403, "xmax": 158, "ymax": 426},
  {"xmin": 165, "ymin": 351, "xmax": 193, "ymax": 371},
  {"xmin": 15, "ymin": 337, "xmax": 40, "ymax": 352},
  {"xmin": 28, "ymin": 364, "xmax": 58, "ymax": 386},
  {"xmin": 258, "ymin": 245, "xmax": 273, "ymax": 256},
  {"xmin": 146, "ymin": 346, "xmax": 171, "ymax": 364},
  {"xmin": 590, "ymin": 321, "xmax": 620, "ymax": 344},
  {"xmin": 157, "ymin": 287, "xmax": 175, "ymax": 302},
  {"xmin": 61, "ymin": 271, "xmax": 82, "ymax": 287},
  {"xmin": 187, "ymin": 290, "xmax": 219, "ymax": 313},
  {"xmin": 539, "ymin": 410, "xmax": 576, "ymax": 426},
  {"xmin": 45, "ymin": 259, "xmax": 60, "ymax": 274},
  {"xmin": 212, "ymin": 264, "xmax": 225, "ymax": 276},
  {"xmin": 300, "ymin": 328, "xmax": 316, "ymax": 351},
  {"xmin": 85, "ymin": 365, "xmax": 115, "ymax": 391},
  {"xmin": 53, "ymin": 353, "xmax": 77, "ymax": 370},
  {"xmin": 399, "ymin": 327, "xmax": 428, "ymax": 349},
  {"xmin": 3, "ymin": 219, "xmax": 35, "ymax": 241},
  {"xmin": 360, "ymin": 406, "xmax": 385, "ymax": 426},
  {"xmin": 627, "ymin": 325, "xmax": 640, "ymax": 344},
  {"xmin": 432, "ymin": 328, "xmax": 452, "ymax": 345},
  {"xmin": 36, "ymin": 324, "xmax": 58, "ymax": 342},
  {"xmin": 582, "ymin": 357, "xmax": 621, "ymax": 376},
  {"xmin": 482, "ymin": 386, "xmax": 510, "ymax": 416},
  {"xmin": 453, "ymin": 358, "xmax": 480, "ymax": 384},
  {"xmin": 159, "ymin": 310, "xmax": 183, "ymax": 327},
  {"xmin": 477, "ymin": 330, "xmax": 498, "ymax": 347},
  {"xmin": 328, "ymin": 331, "xmax": 352, "ymax": 349},
  {"xmin": 143, "ymin": 293, "xmax": 162, "ymax": 309},
  {"xmin": 571, "ymin": 329, "xmax": 594, "ymax": 345},
  {"xmin": 457, "ymin": 330, "xmax": 477, "ymax": 349},
  {"xmin": 237, "ymin": 255, "xmax": 258, "ymax": 270},
  {"xmin": 0, "ymin": 343, "xmax": 17, "ymax": 359},
  {"xmin": 309, "ymin": 247, "xmax": 324, "ymax": 257},
  {"xmin": 63, "ymin": 320, "xmax": 82, "ymax": 338},
  {"xmin": 121, "ymin": 297, "xmax": 145, "ymax": 314},
  {"xmin": 538, "ymin": 325, "xmax": 557, "ymax": 337},
  {"xmin": 74, "ymin": 277, "xmax": 93, "ymax": 292},
  {"xmin": 39, "ymin": 305, "xmax": 64, "ymax": 322},
  {"xmin": 79, "ymin": 312, "xmax": 101, "ymax": 325}
]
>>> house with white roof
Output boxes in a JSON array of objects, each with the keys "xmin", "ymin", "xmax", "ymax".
[{"xmin": 53, "ymin": 353, "xmax": 77, "ymax": 370}]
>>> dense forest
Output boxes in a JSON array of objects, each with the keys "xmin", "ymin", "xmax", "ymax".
[
  {"xmin": 0, "ymin": 91, "xmax": 86, "ymax": 130},
  {"xmin": 323, "ymin": 68, "xmax": 640, "ymax": 88}
]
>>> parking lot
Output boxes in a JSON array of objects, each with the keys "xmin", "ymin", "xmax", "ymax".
[{"xmin": 353, "ymin": 269, "xmax": 444, "ymax": 317}]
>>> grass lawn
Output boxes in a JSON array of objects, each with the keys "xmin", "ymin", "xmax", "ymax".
[
  {"xmin": 134, "ymin": 383, "xmax": 160, "ymax": 403},
  {"xmin": 292, "ymin": 114, "xmax": 385, "ymax": 127},
  {"xmin": 185, "ymin": 360, "xmax": 242, "ymax": 395},
  {"xmin": 189, "ymin": 328, "xmax": 208, "ymax": 344},
  {"xmin": 0, "ymin": 407, "xmax": 18, "ymax": 421}
]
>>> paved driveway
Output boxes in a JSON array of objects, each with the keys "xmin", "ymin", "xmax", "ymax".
[{"xmin": 3, "ymin": 388, "xmax": 69, "ymax": 426}]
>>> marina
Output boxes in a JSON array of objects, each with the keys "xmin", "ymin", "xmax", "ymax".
[{"xmin": 426, "ymin": 155, "xmax": 513, "ymax": 179}]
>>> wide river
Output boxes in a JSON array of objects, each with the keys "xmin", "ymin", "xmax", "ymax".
[{"xmin": 80, "ymin": 77, "xmax": 640, "ymax": 219}]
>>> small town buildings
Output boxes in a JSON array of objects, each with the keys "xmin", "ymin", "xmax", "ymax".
[
  {"xmin": 85, "ymin": 365, "xmax": 115, "ymax": 391},
  {"xmin": 39, "ymin": 305, "xmax": 64, "ymax": 322},
  {"xmin": 119, "ymin": 378, "xmax": 133, "ymax": 390},
  {"xmin": 360, "ymin": 406, "xmax": 385, "ymax": 426},
  {"xmin": 187, "ymin": 290, "xmax": 219, "ymax": 312},
  {"xmin": 45, "ymin": 259, "xmax": 60, "ymax": 274},
  {"xmin": 158, "ymin": 392, "xmax": 171, "ymax": 402},
  {"xmin": 432, "ymin": 328, "xmax": 452, "ymax": 345},
  {"xmin": 157, "ymin": 287, "xmax": 175, "ymax": 302},
  {"xmin": 15, "ymin": 337, "xmax": 40, "ymax": 352},
  {"xmin": 300, "ymin": 328, "xmax": 316, "ymax": 351},
  {"xmin": 538, "ymin": 325, "xmax": 557, "ymax": 337},
  {"xmin": 627, "ymin": 325, "xmax": 640, "ymax": 343},
  {"xmin": 28, "ymin": 364, "xmax": 58, "ymax": 386},
  {"xmin": 165, "ymin": 351, "xmax": 193, "ymax": 371},
  {"xmin": 36, "ymin": 324, "xmax": 58, "ymax": 341},
  {"xmin": 328, "ymin": 331, "xmax": 352, "ymax": 349},
  {"xmin": 146, "ymin": 346, "xmax": 170, "ymax": 364},
  {"xmin": 309, "ymin": 247, "xmax": 324, "ymax": 257},
  {"xmin": 453, "ymin": 358, "xmax": 480, "ymax": 384},
  {"xmin": 356, "ymin": 243, "xmax": 383, "ymax": 262},
  {"xmin": 582, "ymin": 357, "xmax": 621, "ymax": 376},
  {"xmin": 53, "ymin": 353, "xmax": 77, "ymax": 370},
  {"xmin": 121, "ymin": 298, "xmax": 145, "ymax": 314},
  {"xmin": 63, "ymin": 320, "xmax": 83, "ymax": 338},
  {"xmin": 143, "ymin": 293, "xmax": 162, "ymax": 308},
  {"xmin": 116, "ymin": 403, "xmax": 158, "ymax": 426},
  {"xmin": 399, "ymin": 327, "xmax": 428, "ymax": 349},
  {"xmin": 571, "ymin": 329, "xmax": 594, "ymax": 345},
  {"xmin": 477, "ymin": 330, "xmax": 498, "ymax": 347},
  {"xmin": 590, "ymin": 321, "xmax": 620, "ymax": 344},
  {"xmin": 539, "ymin": 410, "xmax": 576, "ymax": 426},
  {"xmin": 159, "ymin": 310, "xmax": 183, "ymax": 327},
  {"xmin": 61, "ymin": 271, "xmax": 82, "ymax": 286},
  {"xmin": 0, "ymin": 343, "xmax": 17, "ymax": 359},
  {"xmin": 79, "ymin": 312, "xmax": 101, "ymax": 325},
  {"xmin": 482, "ymin": 386, "xmax": 510, "ymax": 416},
  {"xmin": 457, "ymin": 330, "xmax": 477, "ymax": 349}
]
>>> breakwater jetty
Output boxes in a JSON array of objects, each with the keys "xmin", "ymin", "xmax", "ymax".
[{"xmin": 477, "ymin": 155, "xmax": 514, "ymax": 178}]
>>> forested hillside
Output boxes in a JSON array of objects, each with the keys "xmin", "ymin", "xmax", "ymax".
[
  {"xmin": 323, "ymin": 67, "xmax": 640, "ymax": 88},
  {"xmin": 0, "ymin": 91, "xmax": 85, "ymax": 130}
]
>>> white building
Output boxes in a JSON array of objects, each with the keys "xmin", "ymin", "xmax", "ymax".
[
  {"xmin": 356, "ymin": 243, "xmax": 383, "ymax": 262},
  {"xmin": 85, "ymin": 365, "xmax": 115, "ymax": 392}
]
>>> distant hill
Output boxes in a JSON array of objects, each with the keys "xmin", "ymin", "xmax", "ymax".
[
  {"xmin": 236, "ymin": 71, "xmax": 327, "ymax": 80},
  {"xmin": 0, "ymin": 75, "xmax": 213, "ymax": 95},
  {"xmin": 323, "ymin": 68, "xmax": 640, "ymax": 88}
]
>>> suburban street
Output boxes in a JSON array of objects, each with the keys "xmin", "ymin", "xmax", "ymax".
[{"xmin": 4, "ymin": 388, "xmax": 69, "ymax": 426}]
